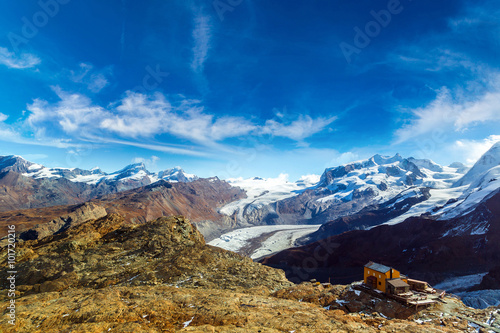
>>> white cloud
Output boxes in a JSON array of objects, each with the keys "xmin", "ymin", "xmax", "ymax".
[
  {"xmin": 191, "ymin": 12, "xmax": 212, "ymax": 73},
  {"xmin": 210, "ymin": 117, "xmax": 257, "ymax": 141},
  {"xmin": 23, "ymin": 88, "xmax": 337, "ymax": 157},
  {"xmin": 452, "ymin": 135, "xmax": 500, "ymax": 165},
  {"xmin": 100, "ymin": 92, "xmax": 171, "ymax": 137},
  {"xmin": 0, "ymin": 47, "xmax": 40, "ymax": 69},
  {"xmin": 0, "ymin": 113, "xmax": 8, "ymax": 122},
  {"xmin": 87, "ymin": 73, "xmax": 109, "ymax": 93},
  {"xmin": 27, "ymin": 86, "xmax": 107, "ymax": 135},
  {"xmin": 133, "ymin": 155, "xmax": 160, "ymax": 169},
  {"xmin": 395, "ymin": 75, "xmax": 500, "ymax": 143},
  {"xmin": 262, "ymin": 115, "xmax": 337, "ymax": 142},
  {"xmin": 89, "ymin": 136, "xmax": 210, "ymax": 157},
  {"xmin": 70, "ymin": 63, "xmax": 110, "ymax": 93},
  {"xmin": 0, "ymin": 120, "xmax": 77, "ymax": 149},
  {"xmin": 99, "ymin": 91, "xmax": 256, "ymax": 143}
]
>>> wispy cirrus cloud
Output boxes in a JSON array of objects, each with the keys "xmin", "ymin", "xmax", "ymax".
[
  {"xmin": 0, "ymin": 47, "xmax": 40, "ymax": 69},
  {"xmin": 24, "ymin": 88, "xmax": 337, "ymax": 154},
  {"xmin": 69, "ymin": 63, "xmax": 111, "ymax": 93},
  {"xmin": 27, "ymin": 86, "xmax": 107, "ymax": 135},
  {"xmin": 261, "ymin": 115, "xmax": 337, "ymax": 144},
  {"xmin": 99, "ymin": 91, "xmax": 257, "ymax": 144},
  {"xmin": 83, "ymin": 136, "xmax": 211, "ymax": 157},
  {"xmin": 0, "ymin": 121, "xmax": 76, "ymax": 149},
  {"xmin": 190, "ymin": 12, "xmax": 212, "ymax": 73},
  {"xmin": 394, "ymin": 73, "xmax": 500, "ymax": 144}
]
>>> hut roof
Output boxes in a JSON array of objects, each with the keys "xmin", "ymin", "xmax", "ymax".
[{"xmin": 364, "ymin": 261, "xmax": 391, "ymax": 273}]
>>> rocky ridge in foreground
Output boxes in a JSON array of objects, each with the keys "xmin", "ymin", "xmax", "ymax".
[
  {"xmin": 1, "ymin": 214, "xmax": 498, "ymax": 332},
  {"xmin": 0, "ymin": 214, "xmax": 289, "ymax": 294}
]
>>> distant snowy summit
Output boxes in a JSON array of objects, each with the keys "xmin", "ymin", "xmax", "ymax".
[
  {"xmin": 439, "ymin": 141, "xmax": 500, "ymax": 219},
  {"xmin": 218, "ymin": 151, "xmax": 475, "ymax": 226},
  {"xmin": 2, "ymin": 141, "xmax": 499, "ymax": 230},
  {"xmin": 0, "ymin": 155, "xmax": 198, "ymax": 187}
]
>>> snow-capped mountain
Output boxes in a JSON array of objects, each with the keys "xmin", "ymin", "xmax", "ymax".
[
  {"xmin": 261, "ymin": 143, "xmax": 500, "ymax": 302},
  {"xmin": 220, "ymin": 174, "xmax": 320, "ymax": 220},
  {"xmin": 438, "ymin": 141, "xmax": 500, "ymax": 220},
  {"xmin": 158, "ymin": 166, "xmax": 198, "ymax": 183},
  {"xmin": 0, "ymin": 155, "xmax": 37, "ymax": 173},
  {"xmin": 298, "ymin": 143, "xmax": 500, "ymax": 243},
  {"xmin": 0, "ymin": 155, "xmax": 198, "ymax": 187},
  {"xmin": 317, "ymin": 153, "xmax": 465, "ymax": 202},
  {"xmin": 455, "ymin": 141, "xmax": 500, "ymax": 187},
  {"xmin": 219, "ymin": 153, "xmax": 469, "ymax": 227}
]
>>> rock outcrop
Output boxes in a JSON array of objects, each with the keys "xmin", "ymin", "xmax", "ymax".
[
  {"xmin": 475, "ymin": 265, "xmax": 500, "ymax": 290},
  {"xmin": 1, "ymin": 212, "xmax": 497, "ymax": 332},
  {"xmin": 17, "ymin": 202, "xmax": 107, "ymax": 241},
  {"xmin": 1, "ymin": 284, "xmax": 476, "ymax": 333},
  {"xmin": 0, "ymin": 214, "xmax": 290, "ymax": 295}
]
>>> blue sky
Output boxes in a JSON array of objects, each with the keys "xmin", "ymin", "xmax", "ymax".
[{"xmin": 0, "ymin": 0, "xmax": 499, "ymax": 179}]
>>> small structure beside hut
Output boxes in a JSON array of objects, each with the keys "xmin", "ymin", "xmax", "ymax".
[{"xmin": 361, "ymin": 261, "xmax": 445, "ymax": 308}]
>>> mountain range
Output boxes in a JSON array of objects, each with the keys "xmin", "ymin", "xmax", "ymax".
[
  {"xmin": 259, "ymin": 142, "xmax": 500, "ymax": 308},
  {"xmin": 1, "ymin": 142, "xmax": 500, "ymax": 303},
  {"xmin": 1, "ymin": 142, "xmax": 500, "ymax": 332},
  {"xmin": 2, "ymin": 143, "xmax": 500, "ymax": 240}
]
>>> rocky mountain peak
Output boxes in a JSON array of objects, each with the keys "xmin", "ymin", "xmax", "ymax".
[
  {"xmin": 319, "ymin": 153, "xmax": 426, "ymax": 188},
  {"xmin": 114, "ymin": 162, "xmax": 148, "ymax": 173},
  {"xmin": 18, "ymin": 202, "xmax": 108, "ymax": 241},
  {"xmin": 1, "ymin": 213, "xmax": 291, "ymax": 297},
  {"xmin": 455, "ymin": 141, "xmax": 500, "ymax": 187},
  {"xmin": 0, "ymin": 155, "xmax": 35, "ymax": 173},
  {"xmin": 158, "ymin": 166, "xmax": 198, "ymax": 182},
  {"xmin": 90, "ymin": 166, "xmax": 105, "ymax": 175}
]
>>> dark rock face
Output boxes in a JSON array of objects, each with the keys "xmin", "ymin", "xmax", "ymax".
[
  {"xmin": 261, "ymin": 192, "xmax": 500, "ymax": 287},
  {"xmin": 474, "ymin": 265, "xmax": 500, "ymax": 290},
  {"xmin": 298, "ymin": 187, "xmax": 431, "ymax": 245}
]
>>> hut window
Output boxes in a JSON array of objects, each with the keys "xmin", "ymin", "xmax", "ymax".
[{"xmin": 379, "ymin": 274, "xmax": 381, "ymax": 278}]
